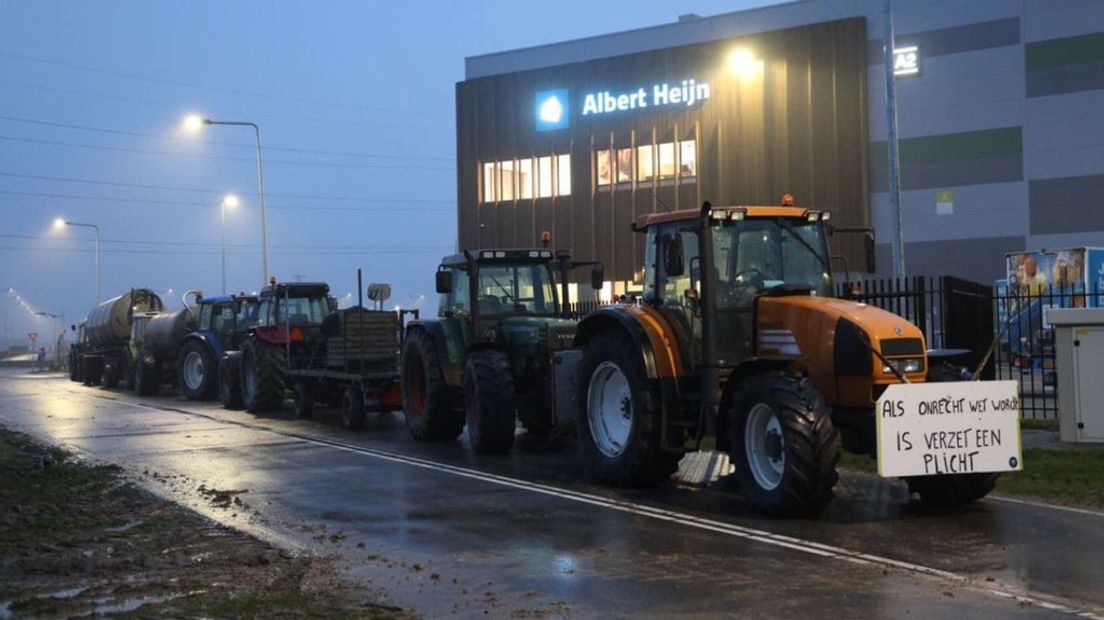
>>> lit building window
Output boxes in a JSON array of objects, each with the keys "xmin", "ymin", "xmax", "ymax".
[
  {"xmin": 557, "ymin": 154, "xmax": 571, "ymax": 196},
  {"xmin": 483, "ymin": 162, "xmax": 496, "ymax": 202},
  {"xmin": 616, "ymin": 148, "xmax": 633, "ymax": 184},
  {"xmin": 658, "ymin": 142, "xmax": 676, "ymax": 179},
  {"xmin": 680, "ymin": 140, "xmax": 696, "ymax": 177},
  {"xmin": 538, "ymin": 156, "xmax": 553, "ymax": 198},
  {"xmin": 519, "ymin": 158, "xmax": 533, "ymax": 200},
  {"xmin": 501, "ymin": 159, "xmax": 516, "ymax": 201},
  {"xmin": 597, "ymin": 149, "xmax": 612, "ymax": 186},
  {"xmin": 637, "ymin": 144, "xmax": 654, "ymax": 182}
]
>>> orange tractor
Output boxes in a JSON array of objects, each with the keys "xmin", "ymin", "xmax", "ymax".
[{"xmin": 564, "ymin": 199, "xmax": 1000, "ymax": 517}]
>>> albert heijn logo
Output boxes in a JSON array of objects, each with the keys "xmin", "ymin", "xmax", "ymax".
[{"xmin": 535, "ymin": 88, "xmax": 569, "ymax": 132}]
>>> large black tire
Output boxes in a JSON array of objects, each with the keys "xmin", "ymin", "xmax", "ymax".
[
  {"xmin": 219, "ymin": 353, "xmax": 244, "ymax": 410},
  {"xmin": 904, "ymin": 362, "xmax": 999, "ymax": 506},
  {"xmin": 341, "ymin": 386, "xmax": 366, "ymax": 430},
  {"xmin": 293, "ymin": 379, "xmax": 315, "ymax": 419},
  {"xmin": 242, "ymin": 339, "xmax": 285, "ymax": 413},
  {"xmin": 463, "ymin": 349, "xmax": 516, "ymax": 453},
  {"xmin": 729, "ymin": 373, "xmax": 841, "ymax": 518},
  {"xmin": 401, "ymin": 330, "xmax": 464, "ymax": 441},
  {"xmin": 68, "ymin": 353, "xmax": 81, "ymax": 382},
  {"xmin": 103, "ymin": 361, "xmax": 121, "ymax": 389},
  {"xmin": 576, "ymin": 332, "xmax": 680, "ymax": 486},
  {"xmin": 82, "ymin": 356, "xmax": 102, "ymax": 387},
  {"xmin": 179, "ymin": 340, "xmax": 217, "ymax": 401},
  {"xmin": 134, "ymin": 350, "xmax": 161, "ymax": 397}
]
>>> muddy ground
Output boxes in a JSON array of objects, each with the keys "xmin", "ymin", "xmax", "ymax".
[{"xmin": 0, "ymin": 429, "xmax": 408, "ymax": 619}]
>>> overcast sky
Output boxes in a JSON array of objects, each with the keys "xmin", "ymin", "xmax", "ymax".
[{"xmin": 0, "ymin": 0, "xmax": 781, "ymax": 344}]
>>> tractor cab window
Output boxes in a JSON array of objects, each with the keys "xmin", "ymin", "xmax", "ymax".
[
  {"xmin": 444, "ymin": 268, "xmax": 471, "ymax": 315},
  {"xmin": 198, "ymin": 304, "xmax": 214, "ymax": 331},
  {"xmin": 238, "ymin": 301, "xmax": 260, "ymax": 328},
  {"xmin": 277, "ymin": 296, "xmax": 329, "ymax": 326},
  {"xmin": 655, "ymin": 225, "xmax": 703, "ymax": 361},
  {"xmin": 475, "ymin": 264, "xmax": 557, "ymax": 316},
  {"xmin": 712, "ymin": 219, "xmax": 830, "ymax": 310},
  {"xmin": 213, "ymin": 304, "xmax": 236, "ymax": 336}
]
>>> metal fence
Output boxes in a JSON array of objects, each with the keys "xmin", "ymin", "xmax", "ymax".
[{"xmin": 842, "ymin": 277, "xmax": 1101, "ymax": 420}]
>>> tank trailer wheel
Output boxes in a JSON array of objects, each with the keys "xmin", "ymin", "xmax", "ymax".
[
  {"xmin": 463, "ymin": 349, "xmax": 516, "ymax": 453},
  {"xmin": 242, "ymin": 340, "xmax": 285, "ymax": 414},
  {"xmin": 69, "ymin": 354, "xmax": 81, "ymax": 382},
  {"xmin": 401, "ymin": 330, "xmax": 464, "ymax": 441},
  {"xmin": 103, "ymin": 362, "xmax": 121, "ymax": 389},
  {"xmin": 293, "ymin": 379, "xmax": 315, "ymax": 419},
  {"xmin": 134, "ymin": 350, "xmax": 161, "ymax": 397},
  {"xmin": 577, "ymin": 332, "xmax": 678, "ymax": 486},
  {"xmin": 729, "ymin": 373, "xmax": 841, "ymax": 518},
  {"xmin": 180, "ymin": 340, "xmax": 217, "ymax": 401},
  {"xmin": 341, "ymin": 386, "xmax": 366, "ymax": 430},
  {"xmin": 82, "ymin": 356, "xmax": 102, "ymax": 387},
  {"xmin": 903, "ymin": 363, "xmax": 999, "ymax": 506},
  {"xmin": 219, "ymin": 353, "xmax": 244, "ymax": 410}
]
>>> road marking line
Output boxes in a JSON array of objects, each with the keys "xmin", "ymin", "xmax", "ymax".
[
  {"xmin": 987, "ymin": 495, "xmax": 1104, "ymax": 519},
  {"xmin": 60, "ymin": 388, "xmax": 1104, "ymax": 618}
]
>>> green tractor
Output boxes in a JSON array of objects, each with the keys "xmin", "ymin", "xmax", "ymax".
[{"xmin": 401, "ymin": 248, "xmax": 603, "ymax": 452}]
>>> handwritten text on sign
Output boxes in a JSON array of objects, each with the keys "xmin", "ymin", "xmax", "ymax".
[{"xmin": 876, "ymin": 381, "xmax": 1022, "ymax": 478}]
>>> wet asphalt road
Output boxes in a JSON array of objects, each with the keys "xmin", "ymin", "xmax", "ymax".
[{"xmin": 2, "ymin": 369, "xmax": 1102, "ymax": 619}]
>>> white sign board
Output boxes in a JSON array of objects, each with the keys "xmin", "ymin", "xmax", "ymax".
[
  {"xmin": 876, "ymin": 381, "xmax": 1022, "ymax": 477},
  {"xmin": 893, "ymin": 46, "xmax": 921, "ymax": 77}
]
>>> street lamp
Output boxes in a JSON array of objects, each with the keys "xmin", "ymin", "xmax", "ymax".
[
  {"xmin": 54, "ymin": 218, "xmax": 101, "ymax": 304},
  {"xmin": 220, "ymin": 194, "xmax": 241, "ymax": 295},
  {"xmin": 183, "ymin": 114, "xmax": 270, "ymax": 286}
]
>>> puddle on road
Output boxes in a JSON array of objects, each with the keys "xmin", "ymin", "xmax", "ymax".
[
  {"xmin": 94, "ymin": 594, "xmax": 171, "ymax": 615},
  {"xmin": 41, "ymin": 586, "xmax": 89, "ymax": 600}
]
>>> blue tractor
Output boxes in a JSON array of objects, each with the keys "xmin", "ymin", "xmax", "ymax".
[{"xmin": 178, "ymin": 293, "xmax": 260, "ymax": 401}]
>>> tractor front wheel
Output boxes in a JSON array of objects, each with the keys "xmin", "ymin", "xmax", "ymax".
[
  {"xmin": 134, "ymin": 351, "xmax": 160, "ymax": 396},
  {"xmin": 577, "ymin": 332, "xmax": 678, "ymax": 485},
  {"xmin": 728, "ymin": 373, "xmax": 841, "ymax": 518},
  {"xmin": 242, "ymin": 340, "xmax": 285, "ymax": 414},
  {"xmin": 219, "ymin": 353, "xmax": 244, "ymax": 410},
  {"xmin": 401, "ymin": 330, "xmax": 463, "ymax": 441},
  {"xmin": 180, "ymin": 340, "xmax": 217, "ymax": 400},
  {"xmin": 463, "ymin": 349, "xmax": 516, "ymax": 453}
]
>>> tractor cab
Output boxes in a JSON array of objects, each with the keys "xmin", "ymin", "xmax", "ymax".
[
  {"xmin": 252, "ymin": 281, "xmax": 333, "ymax": 349},
  {"xmin": 193, "ymin": 293, "xmax": 260, "ymax": 354}
]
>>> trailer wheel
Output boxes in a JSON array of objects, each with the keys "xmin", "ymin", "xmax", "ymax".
[
  {"xmin": 341, "ymin": 386, "xmax": 366, "ymax": 430},
  {"xmin": 463, "ymin": 349, "xmax": 516, "ymax": 453},
  {"xmin": 577, "ymin": 332, "xmax": 679, "ymax": 485},
  {"xmin": 180, "ymin": 340, "xmax": 217, "ymax": 401},
  {"xmin": 135, "ymin": 350, "xmax": 161, "ymax": 396},
  {"xmin": 904, "ymin": 363, "xmax": 999, "ymax": 506},
  {"xmin": 242, "ymin": 340, "xmax": 285, "ymax": 413},
  {"xmin": 69, "ymin": 353, "xmax": 81, "ymax": 382},
  {"xmin": 293, "ymin": 380, "xmax": 315, "ymax": 419},
  {"xmin": 219, "ymin": 353, "xmax": 244, "ymax": 410},
  {"xmin": 401, "ymin": 330, "xmax": 464, "ymax": 441},
  {"xmin": 82, "ymin": 356, "xmax": 103, "ymax": 387},
  {"xmin": 728, "ymin": 372, "xmax": 841, "ymax": 518},
  {"xmin": 103, "ymin": 362, "xmax": 121, "ymax": 389}
]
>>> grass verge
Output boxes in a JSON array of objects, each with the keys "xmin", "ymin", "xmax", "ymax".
[{"xmin": 0, "ymin": 428, "xmax": 407, "ymax": 619}]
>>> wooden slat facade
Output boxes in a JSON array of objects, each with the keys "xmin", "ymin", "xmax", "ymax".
[{"xmin": 456, "ymin": 18, "xmax": 870, "ymax": 285}]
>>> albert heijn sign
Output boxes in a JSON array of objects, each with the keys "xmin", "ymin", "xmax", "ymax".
[{"xmin": 535, "ymin": 77, "xmax": 711, "ymax": 132}]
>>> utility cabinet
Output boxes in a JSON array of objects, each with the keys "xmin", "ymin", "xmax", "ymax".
[{"xmin": 1050, "ymin": 308, "xmax": 1104, "ymax": 443}]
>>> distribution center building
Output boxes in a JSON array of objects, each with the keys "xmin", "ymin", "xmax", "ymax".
[{"xmin": 455, "ymin": 0, "xmax": 1104, "ymax": 295}]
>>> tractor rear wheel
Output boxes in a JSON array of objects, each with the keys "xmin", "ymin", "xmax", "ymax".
[
  {"xmin": 729, "ymin": 372, "xmax": 841, "ymax": 517},
  {"xmin": 180, "ymin": 340, "xmax": 217, "ymax": 401},
  {"xmin": 219, "ymin": 353, "xmax": 244, "ymax": 410},
  {"xmin": 341, "ymin": 386, "xmax": 366, "ymax": 430},
  {"xmin": 463, "ymin": 349, "xmax": 516, "ymax": 453},
  {"xmin": 401, "ymin": 330, "xmax": 463, "ymax": 441},
  {"xmin": 242, "ymin": 340, "xmax": 285, "ymax": 413},
  {"xmin": 577, "ymin": 332, "xmax": 678, "ymax": 485},
  {"xmin": 82, "ymin": 356, "xmax": 102, "ymax": 387},
  {"xmin": 904, "ymin": 363, "xmax": 999, "ymax": 505},
  {"xmin": 293, "ymin": 379, "xmax": 315, "ymax": 419},
  {"xmin": 134, "ymin": 350, "xmax": 160, "ymax": 396}
]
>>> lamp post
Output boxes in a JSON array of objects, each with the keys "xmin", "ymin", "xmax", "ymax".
[
  {"xmin": 184, "ymin": 114, "xmax": 269, "ymax": 285},
  {"xmin": 220, "ymin": 194, "xmax": 241, "ymax": 294},
  {"xmin": 54, "ymin": 219, "xmax": 100, "ymax": 304}
]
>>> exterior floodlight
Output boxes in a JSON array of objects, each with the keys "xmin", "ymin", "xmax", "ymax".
[
  {"xmin": 182, "ymin": 114, "xmax": 207, "ymax": 133},
  {"xmin": 727, "ymin": 48, "xmax": 762, "ymax": 77}
]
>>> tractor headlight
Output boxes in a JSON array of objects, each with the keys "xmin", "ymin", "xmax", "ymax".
[{"xmin": 883, "ymin": 358, "xmax": 923, "ymax": 375}]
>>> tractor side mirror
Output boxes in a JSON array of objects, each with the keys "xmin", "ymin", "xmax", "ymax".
[
  {"xmin": 664, "ymin": 235, "xmax": 685, "ymax": 277},
  {"xmin": 591, "ymin": 263, "xmax": 605, "ymax": 290},
  {"xmin": 327, "ymin": 296, "xmax": 339, "ymax": 313},
  {"xmin": 435, "ymin": 270, "xmax": 452, "ymax": 294},
  {"xmin": 864, "ymin": 232, "xmax": 876, "ymax": 274}
]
